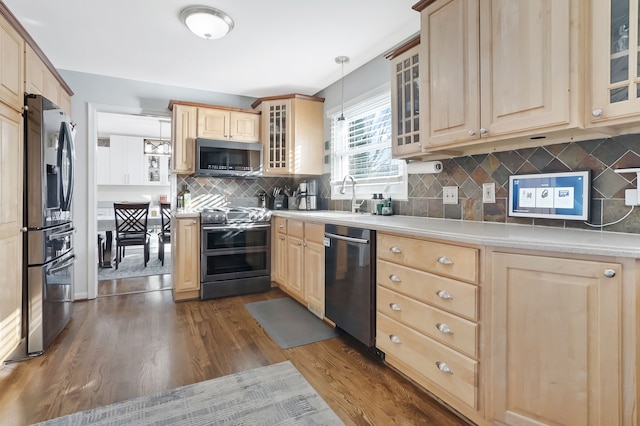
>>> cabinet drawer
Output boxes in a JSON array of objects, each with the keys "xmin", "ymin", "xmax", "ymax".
[
  {"xmin": 377, "ymin": 313, "xmax": 478, "ymax": 409},
  {"xmin": 288, "ymin": 219, "xmax": 304, "ymax": 238},
  {"xmin": 378, "ymin": 233, "xmax": 478, "ymax": 283},
  {"xmin": 377, "ymin": 286, "xmax": 478, "ymax": 358},
  {"xmin": 274, "ymin": 217, "xmax": 287, "ymax": 234},
  {"xmin": 304, "ymin": 222, "xmax": 324, "ymax": 244},
  {"xmin": 377, "ymin": 259, "xmax": 478, "ymax": 320}
]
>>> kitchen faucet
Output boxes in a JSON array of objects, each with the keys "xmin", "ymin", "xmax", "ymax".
[{"xmin": 340, "ymin": 175, "xmax": 363, "ymax": 213}]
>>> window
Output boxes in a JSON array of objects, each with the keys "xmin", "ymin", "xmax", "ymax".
[{"xmin": 330, "ymin": 85, "xmax": 407, "ymax": 201}]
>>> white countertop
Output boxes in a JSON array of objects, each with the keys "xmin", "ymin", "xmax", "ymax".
[{"xmin": 272, "ymin": 210, "xmax": 640, "ymax": 259}]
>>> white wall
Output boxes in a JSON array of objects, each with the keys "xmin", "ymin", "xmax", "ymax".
[{"xmin": 61, "ymin": 70, "xmax": 256, "ymax": 299}]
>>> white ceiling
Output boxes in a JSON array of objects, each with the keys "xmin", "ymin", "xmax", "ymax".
[{"xmin": 5, "ymin": 0, "xmax": 420, "ymax": 99}]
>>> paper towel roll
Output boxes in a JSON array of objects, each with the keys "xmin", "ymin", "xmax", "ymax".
[{"xmin": 407, "ymin": 160, "xmax": 443, "ymax": 174}]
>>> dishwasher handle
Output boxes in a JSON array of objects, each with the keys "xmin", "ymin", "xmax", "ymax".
[{"xmin": 324, "ymin": 232, "xmax": 370, "ymax": 245}]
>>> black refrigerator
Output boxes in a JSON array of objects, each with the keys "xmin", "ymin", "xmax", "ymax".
[{"xmin": 22, "ymin": 94, "xmax": 76, "ymax": 357}]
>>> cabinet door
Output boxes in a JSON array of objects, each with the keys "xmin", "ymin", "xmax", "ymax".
[
  {"xmin": 391, "ymin": 44, "xmax": 422, "ymax": 157},
  {"xmin": 589, "ymin": 0, "xmax": 640, "ymax": 125},
  {"xmin": 421, "ymin": 0, "xmax": 480, "ymax": 148},
  {"xmin": 126, "ymin": 137, "xmax": 145, "ymax": 185},
  {"xmin": 96, "ymin": 146, "xmax": 111, "ymax": 185},
  {"xmin": 229, "ymin": 111, "xmax": 259, "ymax": 142},
  {"xmin": 303, "ymin": 240, "xmax": 324, "ymax": 315},
  {"xmin": 290, "ymin": 98, "xmax": 324, "ymax": 175},
  {"xmin": 108, "ymin": 135, "xmax": 128, "ymax": 184},
  {"xmin": 197, "ymin": 108, "xmax": 228, "ymax": 139},
  {"xmin": 173, "ymin": 217, "xmax": 200, "ymax": 294},
  {"xmin": 285, "ymin": 235, "xmax": 304, "ymax": 299},
  {"xmin": 261, "ymin": 100, "xmax": 291, "ymax": 175},
  {"xmin": 480, "ymin": 0, "xmax": 571, "ymax": 137},
  {"xmin": 491, "ymin": 253, "xmax": 621, "ymax": 426},
  {"xmin": 273, "ymin": 231, "xmax": 287, "ymax": 285},
  {"xmin": 172, "ymin": 104, "xmax": 196, "ymax": 174},
  {"xmin": 0, "ymin": 15, "xmax": 23, "ymax": 112},
  {"xmin": 0, "ymin": 108, "xmax": 22, "ymax": 363}
]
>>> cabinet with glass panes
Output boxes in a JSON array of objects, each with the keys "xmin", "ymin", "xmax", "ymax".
[
  {"xmin": 589, "ymin": 0, "xmax": 640, "ymax": 125},
  {"xmin": 387, "ymin": 36, "xmax": 420, "ymax": 158}
]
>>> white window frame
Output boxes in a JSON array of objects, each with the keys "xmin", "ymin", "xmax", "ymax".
[{"xmin": 328, "ymin": 84, "xmax": 407, "ymax": 201}]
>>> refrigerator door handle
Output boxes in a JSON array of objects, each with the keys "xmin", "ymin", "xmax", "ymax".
[
  {"xmin": 47, "ymin": 227, "xmax": 75, "ymax": 241},
  {"xmin": 58, "ymin": 121, "xmax": 74, "ymax": 212},
  {"xmin": 49, "ymin": 254, "xmax": 76, "ymax": 274}
]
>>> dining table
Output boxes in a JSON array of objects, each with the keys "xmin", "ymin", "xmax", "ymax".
[{"xmin": 98, "ymin": 216, "xmax": 162, "ymax": 268}]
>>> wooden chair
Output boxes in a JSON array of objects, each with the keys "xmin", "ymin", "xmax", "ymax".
[
  {"xmin": 113, "ymin": 202, "xmax": 150, "ymax": 270},
  {"xmin": 157, "ymin": 202, "xmax": 171, "ymax": 266}
]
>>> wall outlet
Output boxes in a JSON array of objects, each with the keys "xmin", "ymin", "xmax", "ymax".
[
  {"xmin": 625, "ymin": 188, "xmax": 640, "ymax": 206},
  {"xmin": 443, "ymin": 186, "xmax": 458, "ymax": 204},
  {"xmin": 482, "ymin": 182, "xmax": 496, "ymax": 203}
]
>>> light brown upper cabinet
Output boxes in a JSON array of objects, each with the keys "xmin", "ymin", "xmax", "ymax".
[
  {"xmin": 414, "ymin": 0, "xmax": 581, "ymax": 153},
  {"xmin": 0, "ymin": 13, "xmax": 23, "ymax": 112},
  {"xmin": 252, "ymin": 94, "xmax": 324, "ymax": 176},
  {"xmin": 197, "ymin": 108, "xmax": 259, "ymax": 142},
  {"xmin": 387, "ymin": 36, "xmax": 422, "ymax": 158},
  {"xmin": 589, "ymin": 0, "xmax": 640, "ymax": 127},
  {"xmin": 24, "ymin": 43, "xmax": 72, "ymax": 116},
  {"xmin": 170, "ymin": 102, "xmax": 197, "ymax": 174}
]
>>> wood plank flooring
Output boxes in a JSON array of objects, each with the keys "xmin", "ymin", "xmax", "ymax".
[{"xmin": 0, "ymin": 284, "xmax": 470, "ymax": 426}]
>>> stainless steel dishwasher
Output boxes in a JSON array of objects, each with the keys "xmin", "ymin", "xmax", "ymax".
[{"xmin": 324, "ymin": 224, "xmax": 380, "ymax": 356}]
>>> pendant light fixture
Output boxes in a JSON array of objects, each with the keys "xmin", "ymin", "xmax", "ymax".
[
  {"xmin": 335, "ymin": 56, "xmax": 350, "ymax": 139},
  {"xmin": 180, "ymin": 6, "xmax": 234, "ymax": 40}
]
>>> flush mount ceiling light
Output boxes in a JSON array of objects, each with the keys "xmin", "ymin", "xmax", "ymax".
[{"xmin": 180, "ymin": 6, "xmax": 234, "ymax": 40}]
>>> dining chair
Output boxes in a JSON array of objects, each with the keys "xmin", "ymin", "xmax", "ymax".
[
  {"xmin": 113, "ymin": 202, "xmax": 150, "ymax": 269},
  {"xmin": 157, "ymin": 202, "xmax": 171, "ymax": 266}
]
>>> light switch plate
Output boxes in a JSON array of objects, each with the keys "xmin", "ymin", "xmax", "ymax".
[
  {"xmin": 482, "ymin": 182, "xmax": 496, "ymax": 203},
  {"xmin": 443, "ymin": 186, "xmax": 458, "ymax": 204}
]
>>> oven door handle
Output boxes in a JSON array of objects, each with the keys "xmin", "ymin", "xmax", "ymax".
[{"xmin": 201, "ymin": 223, "xmax": 272, "ymax": 231}]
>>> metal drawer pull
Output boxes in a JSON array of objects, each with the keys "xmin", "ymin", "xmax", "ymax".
[
  {"xmin": 437, "ymin": 256, "xmax": 453, "ymax": 265},
  {"xmin": 390, "ymin": 246, "xmax": 402, "ymax": 253},
  {"xmin": 389, "ymin": 303, "xmax": 402, "ymax": 311},
  {"xmin": 436, "ymin": 323, "xmax": 453, "ymax": 334},
  {"xmin": 389, "ymin": 335, "xmax": 402, "ymax": 344},
  {"xmin": 436, "ymin": 290, "xmax": 453, "ymax": 300},
  {"xmin": 435, "ymin": 362, "xmax": 453, "ymax": 374},
  {"xmin": 603, "ymin": 269, "xmax": 616, "ymax": 278},
  {"xmin": 389, "ymin": 274, "xmax": 401, "ymax": 282}
]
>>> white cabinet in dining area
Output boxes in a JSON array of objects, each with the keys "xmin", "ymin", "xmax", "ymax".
[{"xmin": 97, "ymin": 135, "xmax": 169, "ymax": 186}]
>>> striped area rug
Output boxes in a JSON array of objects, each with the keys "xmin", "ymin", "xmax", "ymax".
[{"xmin": 33, "ymin": 361, "xmax": 344, "ymax": 425}]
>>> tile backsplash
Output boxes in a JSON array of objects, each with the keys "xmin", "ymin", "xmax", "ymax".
[{"xmin": 179, "ymin": 134, "xmax": 640, "ymax": 234}]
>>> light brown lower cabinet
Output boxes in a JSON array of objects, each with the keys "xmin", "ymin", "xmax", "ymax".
[
  {"xmin": 271, "ymin": 217, "xmax": 325, "ymax": 317},
  {"xmin": 489, "ymin": 251, "xmax": 633, "ymax": 426},
  {"xmin": 172, "ymin": 216, "xmax": 200, "ymax": 301}
]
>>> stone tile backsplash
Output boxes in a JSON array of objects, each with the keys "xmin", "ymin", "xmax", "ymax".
[{"xmin": 180, "ymin": 134, "xmax": 640, "ymax": 234}]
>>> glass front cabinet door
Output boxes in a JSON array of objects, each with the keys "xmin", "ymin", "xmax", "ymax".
[
  {"xmin": 388, "ymin": 37, "xmax": 421, "ymax": 158},
  {"xmin": 590, "ymin": 0, "xmax": 640, "ymax": 125}
]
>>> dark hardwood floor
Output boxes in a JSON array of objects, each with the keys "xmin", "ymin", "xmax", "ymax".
[
  {"xmin": 0, "ymin": 281, "xmax": 469, "ymax": 426},
  {"xmin": 98, "ymin": 273, "xmax": 173, "ymax": 297}
]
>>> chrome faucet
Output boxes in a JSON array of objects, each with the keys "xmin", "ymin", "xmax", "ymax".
[{"xmin": 340, "ymin": 175, "xmax": 363, "ymax": 213}]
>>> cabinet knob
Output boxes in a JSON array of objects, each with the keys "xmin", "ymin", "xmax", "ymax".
[
  {"xmin": 389, "ymin": 303, "xmax": 402, "ymax": 311},
  {"xmin": 436, "ymin": 290, "xmax": 453, "ymax": 300},
  {"xmin": 437, "ymin": 256, "xmax": 453, "ymax": 265},
  {"xmin": 390, "ymin": 246, "xmax": 402, "ymax": 253},
  {"xmin": 436, "ymin": 323, "xmax": 453, "ymax": 334},
  {"xmin": 303, "ymin": 243, "xmax": 307, "ymax": 247},
  {"xmin": 279, "ymin": 224, "xmax": 284, "ymax": 228},
  {"xmin": 435, "ymin": 361, "xmax": 453, "ymax": 374},
  {"xmin": 603, "ymin": 269, "xmax": 616, "ymax": 278},
  {"xmin": 280, "ymin": 236, "xmax": 285, "ymax": 240},
  {"xmin": 389, "ymin": 335, "xmax": 402, "ymax": 344},
  {"xmin": 389, "ymin": 274, "xmax": 401, "ymax": 283},
  {"xmin": 468, "ymin": 130, "xmax": 476, "ymax": 136},
  {"xmin": 592, "ymin": 108, "xmax": 603, "ymax": 117},
  {"xmin": 192, "ymin": 220, "xmax": 196, "ymax": 224},
  {"xmin": 480, "ymin": 127, "xmax": 488, "ymax": 135},
  {"xmin": 297, "ymin": 241, "xmax": 302, "ymax": 246}
]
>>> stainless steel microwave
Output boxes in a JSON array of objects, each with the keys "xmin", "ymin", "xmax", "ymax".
[{"xmin": 195, "ymin": 138, "xmax": 263, "ymax": 178}]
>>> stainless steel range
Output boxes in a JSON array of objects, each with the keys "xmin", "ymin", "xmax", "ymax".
[{"xmin": 200, "ymin": 207, "xmax": 272, "ymax": 300}]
